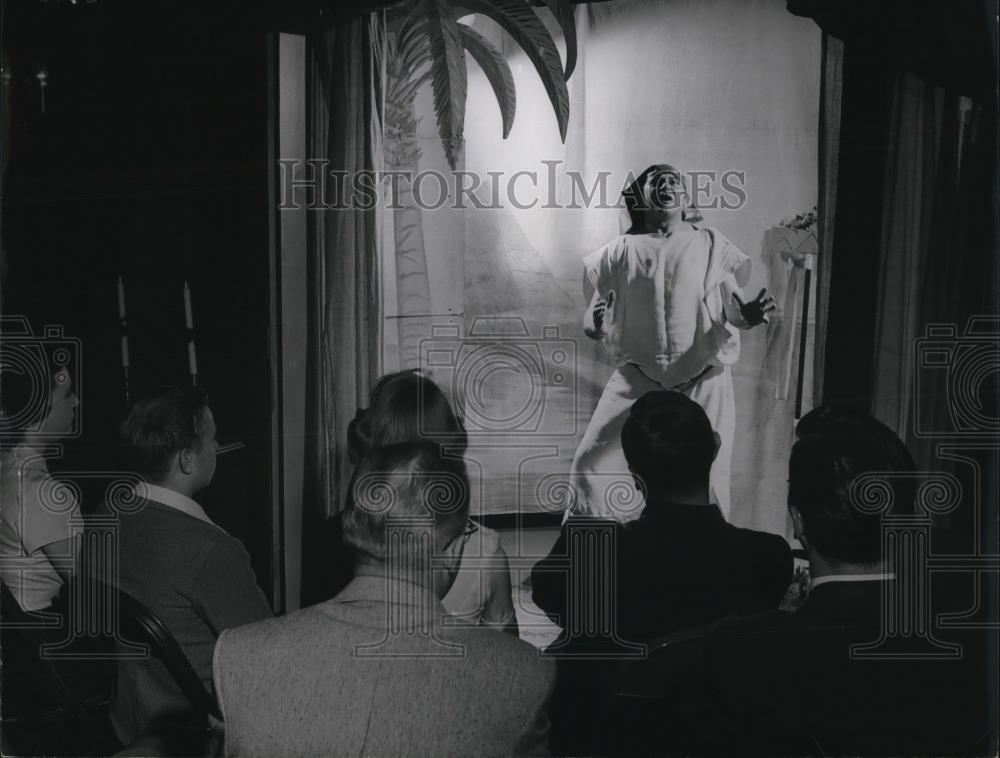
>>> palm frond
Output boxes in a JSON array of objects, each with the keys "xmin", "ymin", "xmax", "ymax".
[
  {"xmin": 541, "ymin": 0, "xmax": 577, "ymax": 79},
  {"xmin": 452, "ymin": 0, "xmax": 569, "ymax": 141},
  {"xmin": 423, "ymin": 0, "xmax": 468, "ymax": 169},
  {"xmin": 458, "ymin": 23, "xmax": 516, "ymax": 139}
]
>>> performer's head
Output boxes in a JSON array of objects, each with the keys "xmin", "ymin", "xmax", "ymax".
[
  {"xmin": 789, "ymin": 404, "xmax": 916, "ymax": 572},
  {"xmin": 347, "ymin": 370, "xmax": 467, "ymax": 465},
  {"xmin": 622, "ymin": 164, "xmax": 703, "ymax": 234},
  {"xmin": 621, "ymin": 390, "xmax": 720, "ymax": 504}
]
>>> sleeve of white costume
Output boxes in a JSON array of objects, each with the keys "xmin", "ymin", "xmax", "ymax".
[{"xmin": 704, "ymin": 230, "xmax": 753, "ymax": 329}]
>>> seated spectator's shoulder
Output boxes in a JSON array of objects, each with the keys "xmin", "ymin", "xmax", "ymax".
[
  {"xmin": 736, "ymin": 524, "xmax": 791, "ymax": 556},
  {"xmin": 454, "ymin": 622, "xmax": 554, "ymax": 681},
  {"xmin": 737, "ymin": 525, "xmax": 794, "ymax": 573},
  {"xmin": 216, "ymin": 608, "xmax": 291, "ymax": 649}
]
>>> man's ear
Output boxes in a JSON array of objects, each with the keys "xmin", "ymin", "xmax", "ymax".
[
  {"xmin": 789, "ymin": 505, "xmax": 807, "ymax": 546},
  {"xmin": 627, "ymin": 465, "xmax": 642, "ymax": 493},
  {"xmin": 711, "ymin": 431, "xmax": 721, "ymax": 463},
  {"xmin": 177, "ymin": 447, "xmax": 195, "ymax": 476}
]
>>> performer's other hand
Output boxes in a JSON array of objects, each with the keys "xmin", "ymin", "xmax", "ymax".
[
  {"xmin": 585, "ymin": 290, "xmax": 615, "ymax": 340},
  {"xmin": 733, "ymin": 289, "xmax": 775, "ymax": 327}
]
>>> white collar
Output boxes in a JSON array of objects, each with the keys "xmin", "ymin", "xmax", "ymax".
[
  {"xmin": 135, "ymin": 482, "xmax": 215, "ymax": 527},
  {"xmin": 809, "ymin": 572, "xmax": 895, "ymax": 591}
]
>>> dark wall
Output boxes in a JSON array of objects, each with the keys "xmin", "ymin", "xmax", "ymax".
[{"xmin": 2, "ymin": 0, "xmax": 276, "ymax": 601}]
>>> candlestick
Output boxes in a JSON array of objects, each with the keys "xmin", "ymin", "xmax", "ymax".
[
  {"xmin": 187, "ymin": 340, "xmax": 198, "ymax": 379},
  {"xmin": 117, "ymin": 277, "xmax": 130, "ymax": 369},
  {"xmin": 117, "ymin": 276, "xmax": 131, "ymax": 406},
  {"xmin": 183, "ymin": 280, "xmax": 198, "ymax": 380}
]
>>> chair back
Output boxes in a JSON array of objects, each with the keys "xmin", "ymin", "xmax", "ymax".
[{"xmin": 108, "ymin": 584, "xmax": 221, "ymax": 721}]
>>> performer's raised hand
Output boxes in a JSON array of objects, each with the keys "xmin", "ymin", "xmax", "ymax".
[{"xmin": 733, "ymin": 289, "xmax": 775, "ymax": 327}]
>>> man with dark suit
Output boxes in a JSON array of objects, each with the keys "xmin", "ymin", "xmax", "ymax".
[
  {"xmin": 531, "ymin": 391, "xmax": 792, "ymax": 754},
  {"xmin": 603, "ymin": 405, "xmax": 997, "ymax": 756},
  {"xmin": 91, "ymin": 386, "xmax": 272, "ymax": 747},
  {"xmin": 213, "ymin": 442, "xmax": 555, "ymax": 757}
]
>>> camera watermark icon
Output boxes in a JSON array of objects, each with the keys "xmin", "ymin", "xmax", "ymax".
[
  {"xmin": 0, "ymin": 316, "xmax": 82, "ymax": 441},
  {"xmin": 419, "ymin": 317, "xmax": 578, "ymax": 437},
  {"xmin": 913, "ymin": 317, "xmax": 999, "ymax": 439}
]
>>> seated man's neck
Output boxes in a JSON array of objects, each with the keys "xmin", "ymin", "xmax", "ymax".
[
  {"xmin": 149, "ymin": 475, "xmax": 196, "ymax": 500},
  {"xmin": 645, "ymin": 482, "xmax": 713, "ymax": 507},
  {"xmin": 354, "ymin": 559, "xmax": 436, "ymax": 590},
  {"xmin": 807, "ymin": 551, "xmax": 891, "ymax": 580}
]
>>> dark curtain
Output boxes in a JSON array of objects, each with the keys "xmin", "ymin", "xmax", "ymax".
[
  {"xmin": 794, "ymin": 0, "xmax": 998, "ymax": 544},
  {"xmin": 794, "ymin": 0, "xmax": 998, "ymax": 409}
]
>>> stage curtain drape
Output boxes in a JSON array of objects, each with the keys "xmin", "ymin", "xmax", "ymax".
[
  {"xmin": 302, "ymin": 13, "xmax": 385, "ymax": 538},
  {"xmin": 800, "ymin": 0, "xmax": 998, "ymax": 540},
  {"xmin": 870, "ymin": 74, "xmax": 996, "ymax": 480}
]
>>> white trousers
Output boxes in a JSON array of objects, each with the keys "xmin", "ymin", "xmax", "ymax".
[{"xmin": 568, "ymin": 363, "xmax": 734, "ymax": 522}]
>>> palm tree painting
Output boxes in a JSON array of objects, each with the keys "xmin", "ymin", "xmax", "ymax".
[{"xmin": 384, "ymin": 0, "xmax": 577, "ymax": 367}]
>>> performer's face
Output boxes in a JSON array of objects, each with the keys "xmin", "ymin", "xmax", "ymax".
[{"xmin": 645, "ymin": 170, "xmax": 687, "ymax": 226}]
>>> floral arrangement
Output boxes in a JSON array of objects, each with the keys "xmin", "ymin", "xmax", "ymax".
[{"xmin": 779, "ymin": 206, "xmax": 818, "ymax": 232}]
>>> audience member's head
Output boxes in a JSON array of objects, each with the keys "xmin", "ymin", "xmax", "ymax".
[
  {"xmin": 343, "ymin": 441, "xmax": 470, "ymax": 596},
  {"xmin": 0, "ymin": 350, "xmax": 78, "ymax": 446},
  {"xmin": 789, "ymin": 404, "xmax": 916, "ymax": 570},
  {"xmin": 347, "ymin": 370, "xmax": 467, "ymax": 464},
  {"xmin": 621, "ymin": 390, "xmax": 720, "ymax": 502},
  {"xmin": 121, "ymin": 385, "xmax": 217, "ymax": 496}
]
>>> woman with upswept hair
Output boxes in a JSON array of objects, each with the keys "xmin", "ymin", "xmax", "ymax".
[{"xmin": 570, "ymin": 163, "xmax": 774, "ymax": 521}]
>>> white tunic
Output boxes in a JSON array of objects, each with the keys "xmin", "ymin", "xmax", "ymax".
[{"xmin": 571, "ymin": 227, "xmax": 751, "ymax": 521}]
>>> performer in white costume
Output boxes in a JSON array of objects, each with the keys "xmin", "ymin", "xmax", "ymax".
[{"xmin": 569, "ymin": 164, "xmax": 774, "ymax": 522}]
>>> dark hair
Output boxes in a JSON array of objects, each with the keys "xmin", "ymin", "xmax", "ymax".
[
  {"xmin": 0, "ymin": 349, "xmax": 68, "ymax": 445},
  {"xmin": 121, "ymin": 385, "xmax": 211, "ymax": 483},
  {"xmin": 620, "ymin": 390, "xmax": 716, "ymax": 493},
  {"xmin": 789, "ymin": 404, "xmax": 916, "ymax": 565},
  {"xmin": 343, "ymin": 441, "xmax": 470, "ymax": 565},
  {"xmin": 347, "ymin": 371, "xmax": 467, "ymax": 465}
]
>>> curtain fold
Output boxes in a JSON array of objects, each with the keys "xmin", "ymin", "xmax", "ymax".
[
  {"xmin": 870, "ymin": 71, "xmax": 947, "ymax": 436},
  {"xmin": 868, "ymin": 74, "xmax": 996, "ymax": 448},
  {"xmin": 303, "ymin": 12, "xmax": 385, "ymax": 533},
  {"xmin": 812, "ymin": 32, "xmax": 842, "ymax": 404}
]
